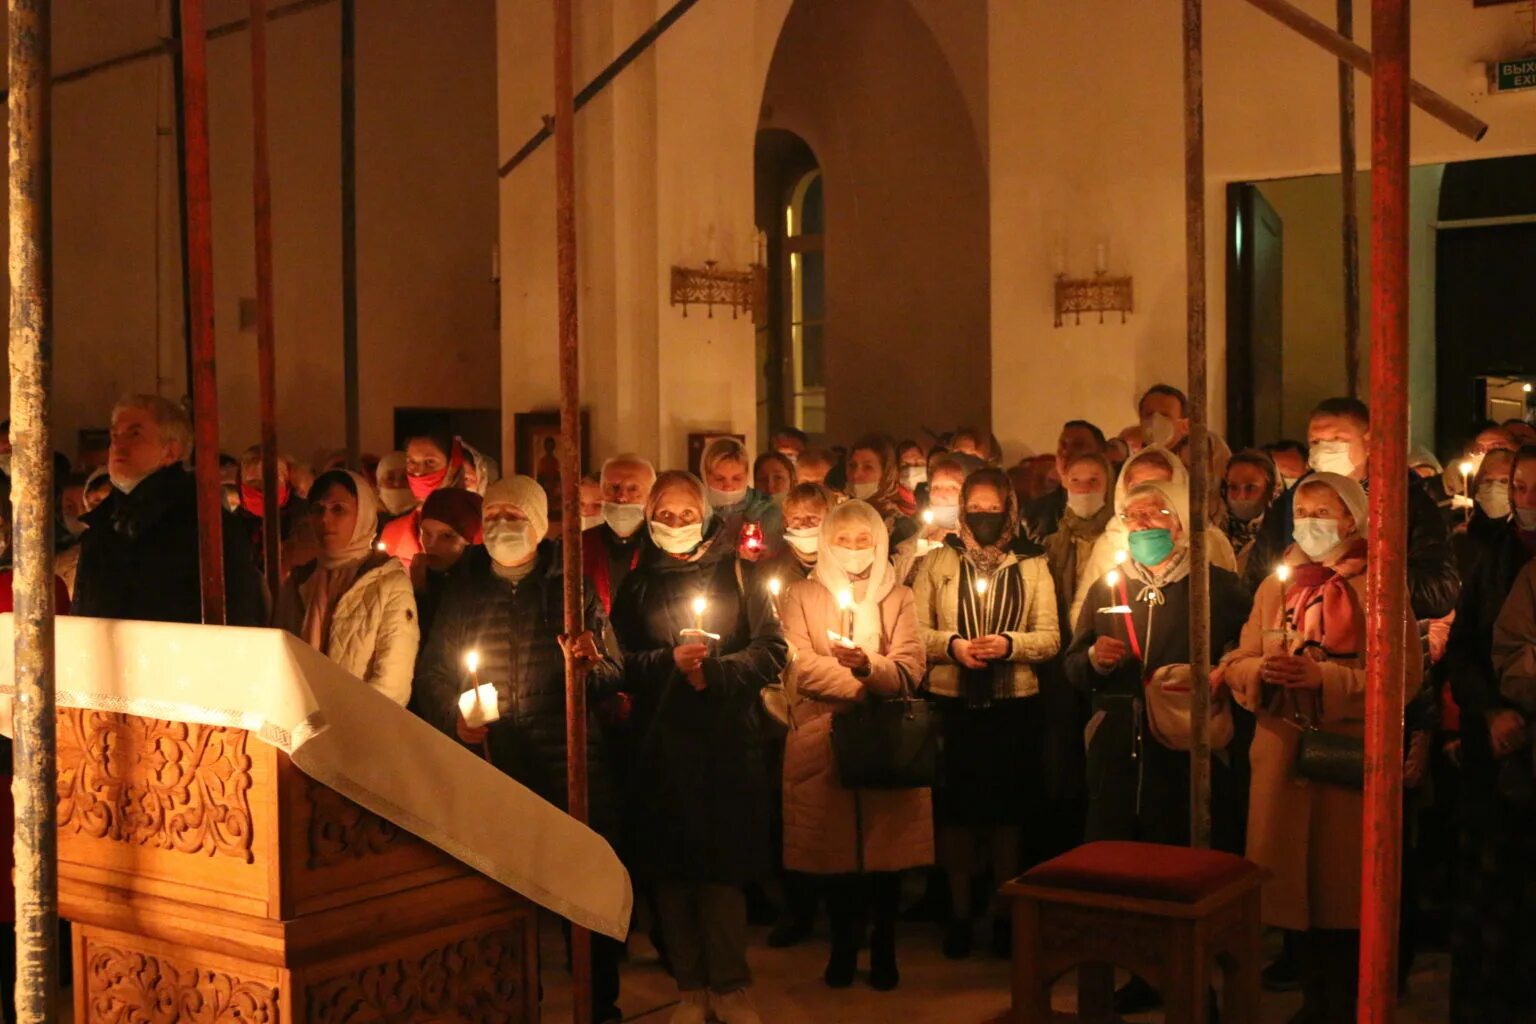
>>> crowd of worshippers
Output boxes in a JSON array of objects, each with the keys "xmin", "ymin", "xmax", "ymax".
[{"xmin": 24, "ymin": 386, "xmax": 1536, "ymax": 1024}]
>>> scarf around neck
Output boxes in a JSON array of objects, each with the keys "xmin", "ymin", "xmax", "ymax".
[
  {"xmin": 1282, "ymin": 536, "xmax": 1367, "ymax": 659},
  {"xmin": 300, "ymin": 471, "xmax": 380, "ymax": 652}
]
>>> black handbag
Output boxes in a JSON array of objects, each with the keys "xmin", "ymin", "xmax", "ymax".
[
  {"xmin": 1295, "ymin": 726, "xmax": 1365, "ymax": 790},
  {"xmin": 831, "ymin": 669, "xmax": 938, "ymax": 790}
]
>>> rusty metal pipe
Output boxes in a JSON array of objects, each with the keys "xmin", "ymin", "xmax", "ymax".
[
  {"xmin": 1339, "ymin": 0, "xmax": 1362, "ymax": 399},
  {"xmin": 1243, "ymin": 0, "xmax": 1486, "ymax": 142},
  {"xmin": 179, "ymin": 0, "xmax": 228, "ymax": 625},
  {"xmin": 1183, "ymin": 0, "xmax": 1213, "ymax": 851},
  {"xmin": 251, "ymin": 0, "xmax": 282, "ymax": 599},
  {"xmin": 341, "ymin": 0, "xmax": 359, "ymax": 468},
  {"xmin": 1360, "ymin": 0, "xmax": 1410, "ymax": 1019},
  {"xmin": 8, "ymin": 1, "xmax": 60, "ymax": 1018},
  {"xmin": 553, "ymin": 0, "xmax": 592, "ymax": 1021}
]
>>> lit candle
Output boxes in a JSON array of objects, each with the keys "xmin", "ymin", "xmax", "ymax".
[
  {"xmin": 465, "ymin": 649, "xmax": 481, "ymax": 684},
  {"xmin": 837, "ymin": 588, "xmax": 854, "ymax": 640},
  {"xmin": 376, "ymin": 541, "xmax": 388, "ymax": 553},
  {"xmin": 692, "ymin": 595, "xmax": 708, "ymax": 634},
  {"xmin": 975, "ymin": 576, "xmax": 991, "ymax": 634},
  {"xmin": 1275, "ymin": 564, "xmax": 1293, "ymax": 653},
  {"xmin": 767, "ymin": 577, "xmax": 782, "ymax": 615},
  {"xmin": 1459, "ymin": 459, "xmax": 1475, "ymax": 522},
  {"xmin": 1113, "ymin": 548, "xmax": 1128, "ymax": 568},
  {"xmin": 922, "ymin": 508, "xmax": 935, "ymax": 528}
]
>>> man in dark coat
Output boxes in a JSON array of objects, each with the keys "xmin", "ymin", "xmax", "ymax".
[
  {"xmin": 1023, "ymin": 419, "xmax": 1109, "ymax": 544},
  {"xmin": 1241, "ymin": 396, "xmax": 1460, "ymax": 620},
  {"xmin": 411, "ymin": 476, "xmax": 625, "ymax": 1023},
  {"xmin": 74, "ymin": 395, "xmax": 264, "ymax": 625}
]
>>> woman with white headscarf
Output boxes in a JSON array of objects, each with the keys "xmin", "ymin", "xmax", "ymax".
[
  {"xmin": 276, "ymin": 469, "xmax": 419, "ymax": 705},
  {"xmin": 609, "ymin": 470, "xmax": 788, "ymax": 1024},
  {"xmin": 778, "ymin": 499, "xmax": 928, "ymax": 991},
  {"xmin": 1223, "ymin": 472, "xmax": 1421, "ymax": 1023}
]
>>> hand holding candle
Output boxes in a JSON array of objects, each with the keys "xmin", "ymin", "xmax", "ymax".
[{"xmin": 457, "ymin": 650, "xmax": 499, "ymax": 743}]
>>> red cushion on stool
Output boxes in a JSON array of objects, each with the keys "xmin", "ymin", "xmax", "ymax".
[{"xmin": 1022, "ymin": 841, "xmax": 1258, "ymax": 903}]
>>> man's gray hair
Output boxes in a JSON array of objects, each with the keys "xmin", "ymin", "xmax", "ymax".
[
  {"xmin": 600, "ymin": 452, "xmax": 657, "ymax": 486},
  {"xmin": 112, "ymin": 394, "xmax": 193, "ymax": 457}
]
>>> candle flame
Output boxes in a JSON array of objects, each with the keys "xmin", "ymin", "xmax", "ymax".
[
  {"xmin": 464, "ymin": 650, "xmax": 480, "ymax": 673},
  {"xmin": 974, "ymin": 578, "xmax": 988, "ymax": 596},
  {"xmin": 837, "ymin": 589, "xmax": 854, "ymax": 610},
  {"xmin": 1276, "ymin": 564, "xmax": 1291, "ymax": 584},
  {"xmin": 922, "ymin": 509, "xmax": 934, "ymax": 526},
  {"xmin": 1113, "ymin": 549, "xmax": 1128, "ymax": 566},
  {"xmin": 376, "ymin": 541, "xmax": 388, "ymax": 552},
  {"xmin": 1106, "ymin": 570, "xmax": 1120, "ymax": 588},
  {"xmin": 768, "ymin": 577, "xmax": 782, "ymax": 597},
  {"xmin": 1459, "ymin": 460, "xmax": 1474, "ymax": 477},
  {"xmin": 691, "ymin": 596, "xmax": 708, "ymax": 616}
]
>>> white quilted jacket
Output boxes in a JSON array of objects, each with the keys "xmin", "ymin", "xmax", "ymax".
[{"xmin": 277, "ymin": 554, "xmax": 419, "ymax": 706}]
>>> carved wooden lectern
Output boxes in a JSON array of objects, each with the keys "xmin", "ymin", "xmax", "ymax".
[{"xmin": 56, "ymin": 708, "xmax": 539, "ymax": 1023}]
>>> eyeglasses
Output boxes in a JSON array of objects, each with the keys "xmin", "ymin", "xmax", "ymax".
[{"xmin": 1120, "ymin": 508, "xmax": 1173, "ymax": 529}]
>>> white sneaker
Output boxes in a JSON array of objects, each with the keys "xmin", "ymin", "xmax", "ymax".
[
  {"xmin": 668, "ymin": 990, "xmax": 709, "ymax": 1024},
  {"xmin": 709, "ymin": 989, "xmax": 764, "ymax": 1024}
]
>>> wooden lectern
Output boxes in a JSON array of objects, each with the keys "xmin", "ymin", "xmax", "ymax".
[{"xmin": 56, "ymin": 707, "xmax": 539, "ymax": 1023}]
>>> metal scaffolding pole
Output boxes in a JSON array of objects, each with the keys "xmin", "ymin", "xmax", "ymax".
[
  {"xmin": 1183, "ymin": 0, "xmax": 1213, "ymax": 850},
  {"xmin": 553, "ymin": 1, "xmax": 592, "ymax": 1022},
  {"xmin": 8, "ymin": 1, "xmax": 59, "ymax": 1019},
  {"xmin": 1339, "ymin": 0, "xmax": 1362, "ymax": 399},
  {"xmin": 178, "ymin": 0, "xmax": 228, "ymax": 625},
  {"xmin": 251, "ymin": 0, "xmax": 282, "ymax": 599},
  {"xmin": 1360, "ymin": 0, "xmax": 1410, "ymax": 1018},
  {"xmin": 341, "ymin": 0, "xmax": 359, "ymax": 468}
]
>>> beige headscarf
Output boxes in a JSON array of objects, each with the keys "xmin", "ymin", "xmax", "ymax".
[
  {"xmin": 301, "ymin": 470, "xmax": 380, "ymax": 651},
  {"xmin": 812, "ymin": 499, "xmax": 894, "ymax": 653},
  {"xmin": 484, "ymin": 475, "xmax": 550, "ymax": 540}
]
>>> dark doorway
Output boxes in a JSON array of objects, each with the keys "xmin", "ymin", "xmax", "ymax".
[
  {"xmin": 755, "ymin": 129, "xmax": 823, "ymax": 441},
  {"xmin": 1225, "ymin": 183, "xmax": 1284, "ymax": 450},
  {"xmin": 393, "ymin": 407, "xmax": 501, "ymax": 458}
]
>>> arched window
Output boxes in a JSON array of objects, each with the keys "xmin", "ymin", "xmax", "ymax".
[{"xmin": 784, "ymin": 169, "xmax": 825, "ymax": 433}]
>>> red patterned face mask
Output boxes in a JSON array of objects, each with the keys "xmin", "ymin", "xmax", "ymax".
[
  {"xmin": 408, "ymin": 441, "xmax": 465, "ymax": 500},
  {"xmin": 240, "ymin": 480, "xmax": 290, "ymax": 520}
]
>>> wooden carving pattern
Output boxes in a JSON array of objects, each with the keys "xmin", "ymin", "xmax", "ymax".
[
  {"xmin": 57, "ymin": 709, "xmax": 255, "ymax": 862},
  {"xmin": 1038, "ymin": 905, "xmax": 1168, "ymax": 974},
  {"xmin": 85, "ymin": 941, "xmax": 279, "ymax": 1024},
  {"xmin": 306, "ymin": 777, "xmax": 410, "ymax": 868},
  {"xmin": 306, "ymin": 927, "xmax": 526, "ymax": 1024}
]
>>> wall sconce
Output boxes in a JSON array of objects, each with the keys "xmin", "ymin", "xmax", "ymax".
[
  {"xmin": 1054, "ymin": 271, "xmax": 1134, "ymax": 327},
  {"xmin": 670, "ymin": 260, "xmax": 767, "ymax": 322}
]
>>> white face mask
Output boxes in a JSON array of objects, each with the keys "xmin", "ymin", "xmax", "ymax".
[
  {"xmin": 1293, "ymin": 517, "xmax": 1342, "ymax": 560},
  {"xmin": 1227, "ymin": 497, "xmax": 1267, "ymax": 523},
  {"xmin": 581, "ymin": 513, "xmax": 605, "ymax": 531},
  {"xmin": 830, "ymin": 545, "xmax": 876, "ymax": 575},
  {"xmin": 707, "ymin": 486, "xmax": 747, "ymax": 510},
  {"xmin": 899, "ymin": 466, "xmax": 927, "ymax": 490},
  {"xmin": 110, "ymin": 469, "xmax": 148, "ymax": 495},
  {"xmin": 785, "ymin": 527, "xmax": 819, "ymax": 556},
  {"xmin": 1477, "ymin": 480, "xmax": 1512, "ymax": 520},
  {"xmin": 602, "ymin": 501, "xmax": 645, "ymax": 538},
  {"xmin": 849, "ymin": 481, "xmax": 879, "ymax": 501},
  {"xmin": 1142, "ymin": 412, "xmax": 1178, "ymax": 448},
  {"xmin": 485, "ymin": 519, "xmax": 537, "ymax": 566},
  {"xmin": 1308, "ymin": 440, "xmax": 1358, "ymax": 477},
  {"xmin": 63, "ymin": 515, "xmax": 88, "ymax": 538},
  {"xmin": 1066, "ymin": 491, "xmax": 1105, "ymax": 519},
  {"xmin": 928, "ymin": 504, "xmax": 960, "ymax": 530},
  {"xmin": 650, "ymin": 519, "xmax": 704, "ymax": 555},
  {"xmin": 1517, "ymin": 506, "xmax": 1536, "ymax": 531},
  {"xmin": 378, "ymin": 487, "xmax": 417, "ymax": 517}
]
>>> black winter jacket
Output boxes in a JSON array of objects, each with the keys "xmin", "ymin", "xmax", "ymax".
[
  {"xmin": 411, "ymin": 543, "xmax": 622, "ymax": 836},
  {"xmin": 74, "ymin": 464, "xmax": 265, "ymax": 625},
  {"xmin": 609, "ymin": 530, "xmax": 789, "ymax": 883}
]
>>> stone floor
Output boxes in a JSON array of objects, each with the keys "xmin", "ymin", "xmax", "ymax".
[{"xmin": 539, "ymin": 919, "xmax": 1453, "ymax": 1023}]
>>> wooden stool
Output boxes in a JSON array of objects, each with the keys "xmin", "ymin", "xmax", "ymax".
[{"xmin": 1001, "ymin": 841, "xmax": 1268, "ymax": 1024}]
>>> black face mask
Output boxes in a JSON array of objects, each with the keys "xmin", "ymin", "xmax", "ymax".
[{"xmin": 965, "ymin": 511, "xmax": 1006, "ymax": 547}]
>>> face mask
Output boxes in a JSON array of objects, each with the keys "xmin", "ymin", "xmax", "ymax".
[
  {"xmin": 378, "ymin": 487, "xmax": 417, "ymax": 517},
  {"xmin": 1226, "ymin": 497, "xmax": 1266, "ymax": 523},
  {"xmin": 1517, "ymin": 506, "xmax": 1536, "ymax": 531},
  {"xmin": 1292, "ymin": 517, "xmax": 1341, "ymax": 560},
  {"xmin": 650, "ymin": 520, "xmax": 704, "ymax": 555},
  {"xmin": 768, "ymin": 492, "xmax": 787, "ymax": 508},
  {"xmin": 484, "ymin": 519, "xmax": 537, "ymax": 566},
  {"xmin": 965, "ymin": 511, "xmax": 1007, "ymax": 547},
  {"xmin": 928, "ymin": 504, "xmax": 960, "ymax": 530},
  {"xmin": 1066, "ymin": 491, "xmax": 1105, "ymax": 519},
  {"xmin": 581, "ymin": 513, "xmax": 604, "ymax": 532},
  {"xmin": 1279, "ymin": 475, "xmax": 1301, "ymax": 491},
  {"xmin": 777, "ymin": 449, "xmax": 799, "ymax": 465},
  {"xmin": 1128, "ymin": 528, "xmax": 1175, "ymax": 566},
  {"xmin": 830, "ymin": 545, "xmax": 875, "ymax": 575},
  {"xmin": 1142, "ymin": 413, "xmax": 1178, "ymax": 448},
  {"xmin": 707, "ymin": 487, "xmax": 747, "ymax": 510},
  {"xmin": 64, "ymin": 515, "xmax": 87, "ymax": 538},
  {"xmin": 602, "ymin": 501, "xmax": 645, "ymax": 538},
  {"xmin": 1477, "ymin": 480, "xmax": 1511, "ymax": 520},
  {"xmin": 785, "ymin": 527, "xmax": 819, "ymax": 556},
  {"xmin": 899, "ymin": 466, "xmax": 927, "ymax": 490},
  {"xmin": 849, "ymin": 481, "xmax": 879, "ymax": 501},
  {"xmin": 1308, "ymin": 440, "xmax": 1357, "ymax": 477},
  {"xmin": 110, "ymin": 469, "xmax": 148, "ymax": 495}
]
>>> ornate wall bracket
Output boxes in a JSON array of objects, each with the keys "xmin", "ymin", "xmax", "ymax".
[
  {"xmin": 1054, "ymin": 272, "xmax": 1134, "ymax": 327},
  {"xmin": 669, "ymin": 260, "xmax": 767, "ymax": 322}
]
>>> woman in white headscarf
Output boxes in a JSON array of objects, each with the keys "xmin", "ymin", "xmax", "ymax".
[
  {"xmin": 276, "ymin": 469, "xmax": 419, "ymax": 705},
  {"xmin": 778, "ymin": 499, "xmax": 928, "ymax": 992}
]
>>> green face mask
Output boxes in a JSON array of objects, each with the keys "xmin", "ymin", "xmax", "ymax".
[{"xmin": 1127, "ymin": 528, "xmax": 1174, "ymax": 567}]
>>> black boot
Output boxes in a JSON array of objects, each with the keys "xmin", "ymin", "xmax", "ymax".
[
  {"xmin": 868, "ymin": 924, "xmax": 899, "ymax": 991},
  {"xmin": 824, "ymin": 880, "xmax": 861, "ymax": 989}
]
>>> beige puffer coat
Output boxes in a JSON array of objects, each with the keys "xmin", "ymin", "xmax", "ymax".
[
  {"xmin": 780, "ymin": 578, "xmax": 932, "ymax": 874},
  {"xmin": 276, "ymin": 552, "xmax": 419, "ymax": 706}
]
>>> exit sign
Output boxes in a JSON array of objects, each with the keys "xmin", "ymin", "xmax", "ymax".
[{"xmin": 1495, "ymin": 57, "xmax": 1536, "ymax": 92}]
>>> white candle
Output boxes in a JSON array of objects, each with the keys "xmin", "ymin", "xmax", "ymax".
[
  {"xmin": 975, "ymin": 577, "xmax": 991, "ymax": 634},
  {"xmin": 691, "ymin": 595, "xmax": 708, "ymax": 634},
  {"xmin": 1095, "ymin": 241, "xmax": 1108, "ymax": 274},
  {"xmin": 1275, "ymin": 564, "xmax": 1293, "ymax": 653},
  {"xmin": 837, "ymin": 589, "xmax": 854, "ymax": 639},
  {"xmin": 1459, "ymin": 460, "xmax": 1475, "ymax": 522}
]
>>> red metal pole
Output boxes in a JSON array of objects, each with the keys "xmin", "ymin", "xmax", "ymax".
[
  {"xmin": 179, "ymin": 0, "xmax": 227, "ymax": 625},
  {"xmin": 251, "ymin": 0, "xmax": 282, "ymax": 599},
  {"xmin": 1338, "ymin": 0, "xmax": 1362, "ymax": 399},
  {"xmin": 553, "ymin": 0, "xmax": 592, "ymax": 1021},
  {"xmin": 1360, "ymin": 0, "xmax": 1410, "ymax": 1019},
  {"xmin": 1183, "ymin": 0, "xmax": 1213, "ymax": 851}
]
